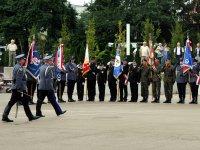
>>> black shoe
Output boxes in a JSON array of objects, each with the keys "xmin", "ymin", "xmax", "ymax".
[
  {"xmin": 36, "ymin": 114, "xmax": 45, "ymax": 117},
  {"xmin": 68, "ymin": 99, "xmax": 75, "ymax": 102},
  {"xmin": 58, "ymin": 110, "xmax": 67, "ymax": 116},
  {"xmin": 177, "ymin": 100, "xmax": 184, "ymax": 104},
  {"xmin": 58, "ymin": 99, "xmax": 66, "ymax": 103},
  {"xmin": 78, "ymin": 99, "xmax": 83, "ymax": 101},
  {"xmin": 2, "ymin": 117, "xmax": 13, "ymax": 122},
  {"xmin": 29, "ymin": 116, "xmax": 40, "ymax": 121},
  {"xmin": 163, "ymin": 100, "xmax": 171, "ymax": 103},
  {"xmin": 189, "ymin": 101, "xmax": 197, "ymax": 104},
  {"xmin": 140, "ymin": 99, "xmax": 148, "ymax": 103},
  {"xmin": 151, "ymin": 99, "xmax": 159, "ymax": 103},
  {"xmin": 129, "ymin": 100, "xmax": 137, "ymax": 102}
]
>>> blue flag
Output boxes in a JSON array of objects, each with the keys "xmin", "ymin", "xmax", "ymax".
[
  {"xmin": 182, "ymin": 40, "xmax": 193, "ymax": 73},
  {"xmin": 26, "ymin": 41, "xmax": 41, "ymax": 79},
  {"xmin": 113, "ymin": 50, "xmax": 122, "ymax": 79}
]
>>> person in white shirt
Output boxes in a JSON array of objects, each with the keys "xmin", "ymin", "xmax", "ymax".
[
  {"xmin": 195, "ymin": 43, "xmax": 200, "ymax": 62},
  {"xmin": 7, "ymin": 39, "xmax": 18, "ymax": 66},
  {"xmin": 140, "ymin": 41, "xmax": 149, "ymax": 62},
  {"xmin": 173, "ymin": 42, "xmax": 184, "ymax": 61}
]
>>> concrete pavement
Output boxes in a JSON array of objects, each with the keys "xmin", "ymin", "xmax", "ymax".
[{"xmin": 0, "ymin": 93, "xmax": 200, "ymax": 150}]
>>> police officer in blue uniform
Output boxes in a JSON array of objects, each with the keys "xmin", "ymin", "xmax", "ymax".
[
  {"xmin": 2, "ymin": 54, "xmax": 40, "ymax": 122},
  {"xmin": 36, "ymin": 55, "xmax": 66, "ymax": 117},
  {"xmin": 57, "ymin": 70, "xmax": 67, "ymax": 103}
]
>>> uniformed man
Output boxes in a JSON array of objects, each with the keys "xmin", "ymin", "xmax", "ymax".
[
  {"xmin": 118, "ymin": 60, "xmax": 129, "ymax": 102},
  {"xmin": 188, "ymin": 59, "xmax": 200, "ymax": 104},
  {"xmin": 151, "ymin": 59, "xmax": 162, "ymax": 103},
  {"xmin": 86, "ymin": 61, "xmax": 97, "ymax": 101},
  {"xmin": 161, "ymin": 60, "xmax": 177, "ymax": 103},
  {"xmin": 176, "ymin": 59, "xmax": 188, "ymax": 104},
  {"xmin": 36, "ymin": 55, "xmax": 66, "ymax": 117},
  {"xmin": 97, "ymin": 62, "xmax": 107, "ymax": 101},
  {"xmin": 140, "ymin": 59, "xmax": 151, "ymax": 103},
  {"xmin": 26, "ymin": 72, "xmax": 37, "ymax": 104},
  {"xmin": 57, "ymin": 70, "xmax": 67, "ymax": 103},
  {"xmin": 2, "ymin": 54, "xmax": 39, "ymax": 122},
  {"xmin": 77, "ymin": 63, "xmax": 85, "ymax": 101},
  {"xmin": 107, "ymin": 60, "xmax": 117, "ymax": 102},
  {"xmin": 128, "ymin": 61, "xmax": 140, "ymax": 102},
  {"xmin": 65, "ymin": 57, "xmax": 77, "ymax": 102}
]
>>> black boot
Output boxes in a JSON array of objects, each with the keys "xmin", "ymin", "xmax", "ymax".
[
  {"xmin": 163, "ymin": 99, "xmax": 171, "ymax": 103},
  {"xmin": 140, "ymin": 97, "xmax": 148, "ymax": 103},
  {"xmin": 29, "ymin": 115, "xmax": 40, "ymax": 121},
  {"xmin": 2, "ymin": 117, "xmax": 13, "ymax": 122}
]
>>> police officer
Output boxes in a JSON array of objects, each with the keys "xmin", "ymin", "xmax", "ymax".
[
  {"xmin": 140, "ymin": 59, "xmax": 151, "ymax": 103},
  {"xmin": 119, "ymin": 60, "xmax": 129, "ymax": 102},
  {"xmin": 77, "ymin": 63, "xmax": 85, "ymax": 101},
  {"xmin": 176, "ymin": 59, "xmax": 188, "ymax": 104},
  {"xmin": 36, "ymin": 55, "xmax": 66, "ymax": 117},
  {"xmin": 65, "ymin": 57, "xmax": 77, "ymax": 102},
  {"xmin": 128, "ymin": 61, "xmax": 140, "ymax": 102},
  {"xmin": 107, "ymin": 60, "xmax": 117, "ymax": 102},
  {"xmin": 188, "ymin": 59, "xmax": 200, "ymax": 104},
  {"xmin": 161, "ymin": 60, "xmax": 177, "ymax": 103},
  {"xmin": 86, "ymin": 61, "xmax": 97, "ymax": 101},
  {"xmin": 97, "ymin": 62, "xmax": 107, "ymax": 101},
  {"xmin": 151, "ymin": 59, "xmax": 161, "ymax": 103},
  {"xmin": 26, "ymin": 71, "xmax": 37, "ymax": 104},
  {"xmin": 57, "ymin": 70, "xmax": 67, "ymax": 103},
  {"xmin": 2, "ymin": 54, "xmax": 39, "ymax": 122}
]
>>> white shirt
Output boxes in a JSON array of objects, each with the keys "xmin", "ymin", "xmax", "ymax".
[
  {"xmin": 7, "ymin": 43, "xmax": 17, "ymax": 52},
  {"xmin": 174, "ymin": 47, "xmax": 182, "ymax": 55},
  {"xmin": 140, "ymin": 46, "xmax": 149, "ymax": 57}
]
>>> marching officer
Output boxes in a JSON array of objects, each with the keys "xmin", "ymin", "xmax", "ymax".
[
  {"xmin": 107, "ymin": 60, "xmax": 117, "ymax": 102},
  {"xmin": 57, "ymin": 70, "xmax": 67, "ymax": 103},
  {"xmin": 176, "ymin": 59, "xmax": 188, "ymax": 104},
  {"xmin": 26, "ymin": 71, "xmax": 37, "ymax": 104},
  {"xmin": 86, "ymin": 61, "xmax": 97, "ymax": 101},
  {"xmin": 97, "ymin": 62, "xmax": 107, "ymax": 101},
  {"xmin": 161, "ymin": 59, "xmax": 177, "ymax": 103},
  {"xmin": 65, "ymin": 57, "xmax": 78, "ymax": 102},
  {"xmin": 77, "ymin": 63, "xmax": 85, "ymax": 101},
  {"xmin": 128, "ymin": 61, "xmax": 140, "ymax": 102},
  {"xmin": 151, "ymin": 59, "xmax": 162, "ymax": 103},
  {"xmin": 140, "ymin": 59, "xmax": 151, "ymax": 103},
  {"xmin": 36, "ymin": 55, "xmax": 66, "ymax": 117},
  {"xmin": 188, "ymin": 59, "xmax": 200, "ymax": 104},
  {"xmin": 119, "ymin": 60, "xmax": 129, "ymax": 102},
  {"xmin": 2, "ymin": 54, "xmax": 39, "ymax": 122}
]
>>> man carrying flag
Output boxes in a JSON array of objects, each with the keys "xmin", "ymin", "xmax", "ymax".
[
  {"xmin": 82, "ymin": 44, "xmax": 91, "ymax": 76},
  {"xmin": 26, "ymin": 40, "xmax": 41, "ymax": 105}
]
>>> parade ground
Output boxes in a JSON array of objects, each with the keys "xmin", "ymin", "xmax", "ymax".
[{"xmin": 0, "ymin": 93, "xmax": 200, "ymax": 150}]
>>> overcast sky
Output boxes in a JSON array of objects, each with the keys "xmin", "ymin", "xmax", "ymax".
[{"xmin": 68, "ymin": 0, "xmax": 92, "ymax": 5}]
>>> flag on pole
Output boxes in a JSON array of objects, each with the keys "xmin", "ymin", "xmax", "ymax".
[
  {"xmin": 82, "ymin": 44, "xmax": 90, "ymax": 76},
  {"xmin": 54, "ymin": 44, "xmax": 65, "ymax": 70},
  {"xmin": 196, "ymin": 75, "xmax": 200, "ymax": 85},
  {"xmin": 182, "ymin": 39, "xmax": 193, "ymax": 73},
  {"xmin": 26, "ymin": 41, "xmax": 41, "ymax": 79},
  {"xmin": 113, "ymin": 48, "xmax": 122, "ymax": 79}
]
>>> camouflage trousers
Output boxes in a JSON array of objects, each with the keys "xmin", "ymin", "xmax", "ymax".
[
  {"xmin": 164, "ymin": 81, "xmax": 173, "ymax": 101},
  {"xmin": 141, "ymin": 82, "xmax": 149, "ymax": 98},
  {"xmin": 152, "ymin": 81, "xmax": 161, "ymax": 100}
]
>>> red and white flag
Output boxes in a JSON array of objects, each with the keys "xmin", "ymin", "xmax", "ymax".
[
  {"xmin": 54, "ymin": 44, "xmax": 65, "ymax": 70},
  {"xmin": 82, "ymin": 44, "xmax": 90, "ymax": 76},
  {"xmin": 196, "ymin": 75, "xmax": 200, "ymax": 85}
]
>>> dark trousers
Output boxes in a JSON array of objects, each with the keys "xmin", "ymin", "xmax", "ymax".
[
  {"xmin": 164, "ymin": 82, "xmax": 173, "ymax": 101},
  {"xmin": 130, "ymin": 82, "xmax": 138, "ymax": 101},
  {"xmin": 36, "ymin": 90, "xmax": 62, "ymax": 116},
  {"xmin": 177, "ymin": 83, "xmax": 187, "ymax": 101},
  {"xmin": 57, "ymin": 80, "xmax": 66, "ymax": 100},
  {"xmin": 152, "ymin": 81, "xmax": 161, "ymax": 100},
  {"xmin": 87, "ymin": 79, "xmax": 96, "ymax": 101},
  {"xmin": 67, "ymin": 80, "xmax": 76, "ymax": 100},
  {"xmin": 27, "ymin": 80, "xmax": 37, "ymax": 102},
  {"xmin": 2, "ymin": 90, "xmax": 33, "ymax": 119},
  {"xmin": 98, "ymin": 82, "xmax": 106, "ymax": 101},
  {"xmin": 190, "ymin": 82, "xmax": 199, "ymax": 101},
  {"xmin": 119, "ymin": 82, "xmax": 128, "ymax": 101},
  {"xmin": 77, "ymin": 81, "xmax": 84, "ymax": 101},
  {"xmin": 108, "ymin": 81, "xmax": 117, "ymax": 101},
  {"xmin": 141, "ymin": 82, "xmax": 149, "ymax": 100}
]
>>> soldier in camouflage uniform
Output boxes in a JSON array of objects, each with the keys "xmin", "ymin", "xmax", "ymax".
[
  {"xmin": 151, "ymin": 59, "xmax": 161, "ymax": 103},
  {"xmin": 161, "ymin": 60, "xmax": 177, "ymax": 103},
  {"xmin": 140, "ymin": 59, "xmax": 151, "ymax": 103}
]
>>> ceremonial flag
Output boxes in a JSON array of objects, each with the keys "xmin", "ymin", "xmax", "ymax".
[
  {"xmin": 196, "ymin": 75, "xmax": 200, "ymax": 85},
  {"xmin": 113, "ymin": 50, "xmax": 122, "ymax": 79},
  {"xmin": 54, "ymin": 44, "xmax": 65, "ymax": 70},
  {"xmin": 182, "ymin": 39, "xmax": 193, "ymax": 73},
  {"xmin": 26, "ymin": 41, "xmax": 41, "ymax": 79},
  {"xmin": 82, "ymin": 44, "xmax": 90, "ymax": 76}
]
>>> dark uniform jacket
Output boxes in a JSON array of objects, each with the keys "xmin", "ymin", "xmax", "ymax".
[
  {"xmin": 151, "ymin": 65, "xmax": 161, "ymax": 82},
  {"xmin": 140, "ymin": 66, "xmax": 151, "ymax": 83},
  {"xmin": 108, "ymin": 65, "xmax": 116, "ymax": 82},
  {"xmin": 119, "ymin": 64, "xmax": 129, "ymax": 83},
  {"xmin": 11, "ymin": 63, "xmax": 27, "ymax": 92},
  {"xmin": 188, "ymin": 62, "xmax": 200, "ymax": 83},
  {"xmin": 66, "ymin": 62, "xmax": 77, "ymax": 81},
  {"xmin": 97, "ymin": 66, "xmax": 107, "ymax": 84},
  {"xmin": 176, "ymin": 65, "xmax": 188, "ymax": 83},
  {"xmin": 128, "ymin": 65, "xmax": 140, "ymax": 83},
  {"xmin": 87, "ymin": 63, "xmax": 97, "ymax": 81},
  {"xmin": 161, "ymin": 65, "xmax": 176, "ymax": 83}
]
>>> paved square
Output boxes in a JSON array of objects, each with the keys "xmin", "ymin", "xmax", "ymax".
[{"xmin": 0, "ymin": 93, "xmax": 200, "ymax": 150}]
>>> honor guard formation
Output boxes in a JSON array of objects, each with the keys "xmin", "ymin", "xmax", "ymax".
[{"xmin": 1, "ymin": 40, "xmax": 200, "ymax": 123}]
